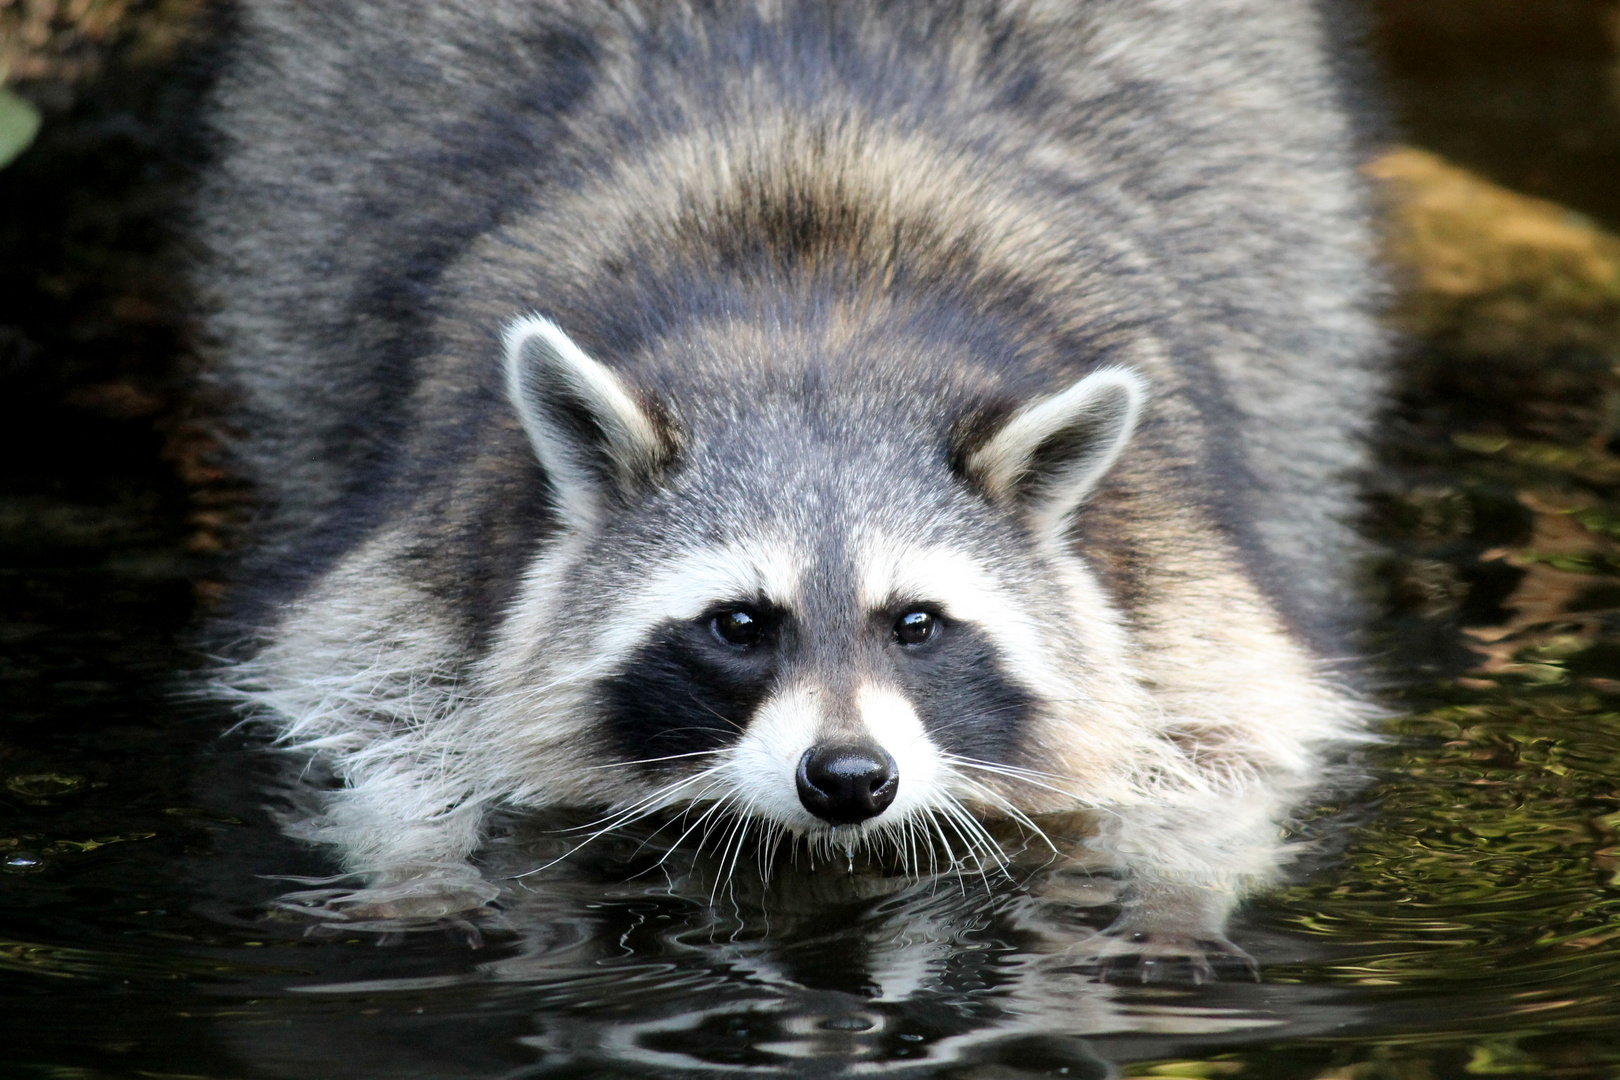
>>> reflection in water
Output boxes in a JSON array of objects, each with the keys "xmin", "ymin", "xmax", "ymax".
[{"xmin": 252, "ymin": 833, "xmax": 1292, "ymax": 1078}]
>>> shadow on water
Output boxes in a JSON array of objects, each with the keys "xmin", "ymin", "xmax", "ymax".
[{"xmin": 10, "ymin": 2, "xmax": 1620, "ymax": 1078}]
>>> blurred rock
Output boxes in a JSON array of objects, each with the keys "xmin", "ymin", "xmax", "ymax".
[
  {"xmin": 1368, "ymin": 145, "xmax": 1620, "ymax": 361},
  {"xmin": 0, "ymin": 0, "xmax": 203, "ymax": 88}
]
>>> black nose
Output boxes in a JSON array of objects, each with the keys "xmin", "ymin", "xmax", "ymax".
[{"xmin": 796, "ymin": 743, "xmax": 898, "ymax": 825}]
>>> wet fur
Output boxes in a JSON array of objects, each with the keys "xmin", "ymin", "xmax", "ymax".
[{"xmin": 198, "ymin": 0, "xmax": 1386, "ymax": 968}]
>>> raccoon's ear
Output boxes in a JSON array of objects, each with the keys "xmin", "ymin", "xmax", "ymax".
[
  {"xmin": 502, "ymin": 315, "xmax": 676, "ymax": 529},
  {"xmin": 963, "ymin": 368, "xmax": 1147, "ymax": 538}
]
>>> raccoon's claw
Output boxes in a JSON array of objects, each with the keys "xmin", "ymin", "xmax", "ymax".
[{"xmin": 1080, "ymin": 929, "xmax": 1259, "ymax": 985}]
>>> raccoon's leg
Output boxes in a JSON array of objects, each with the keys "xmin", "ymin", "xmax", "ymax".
[
  {"xmin": 274, "ymin": 772, "xmax": 502, "ymax": 927},
  {"xmin": 1022, "ymin": 860, "xmax": 1259, "ymax": 984},
  {"xmin": 1102, "ymin": 793, "xmax": 1311, "ymax": 982},
  {"xmin": 1016, "ymin": 860, "xmax": 1257, "ymax": 985},
  {"xmin": 222, "ymin": 538, "xmax": 515, "ymax": 928},
  {"xmin": 1081, "ymin": 879, "xmax": 1259, "ymax": 984},
  {"xmin": 1029, "ymin": 795, "xmax": 1292, "ymax": 983}
]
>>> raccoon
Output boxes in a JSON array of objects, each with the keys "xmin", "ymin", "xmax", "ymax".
[{"xmin": 197, "ymin": 0, "xmax": 1385, "ymax": 977}]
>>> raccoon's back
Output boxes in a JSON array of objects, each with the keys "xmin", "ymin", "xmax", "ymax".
[
  {"xmin": 195, "ymin": 0, "xmax": 1383, "ymax": 639},
  {"xmin": 194, "ymin": 0, "xmax": 594, "ymax": 567}
]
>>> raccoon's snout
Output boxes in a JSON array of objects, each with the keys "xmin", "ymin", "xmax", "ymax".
[{"xmin": 796, "ymin": 743, "xmax": 898, "ymax": 825}]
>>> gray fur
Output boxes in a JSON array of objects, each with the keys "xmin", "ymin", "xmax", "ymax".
[{"xmin": 196, "ymin": 0, "xmax": 1387, "ymax": 973}]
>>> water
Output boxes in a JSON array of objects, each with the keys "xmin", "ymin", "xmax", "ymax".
[{"xmin": 9, "ymin": 4, "xmax": 1620, "ymax": 1078}]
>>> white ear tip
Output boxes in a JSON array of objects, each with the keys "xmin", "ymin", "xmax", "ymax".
[
  {"xmin": 1046, "ymin": 367, "xmax": 1149, "ymax": 438},
  {"xmin": 502, "ymin": 313, "xmax": 595, "ymax": 378},
  {"xmin": 502, "ymin": 313, "xmax": 548, "ymax": 352},
  {"xmin": 967, "ymin": 365, "xmax": 1149, "ymax": 520},
  {"xmin": 1067, "ymin": 366, "xmax": 1148, "ymax": 411}
]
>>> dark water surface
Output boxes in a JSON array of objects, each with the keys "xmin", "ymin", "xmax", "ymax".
[{"xmin": 10, "ymin": 3, "xmax": 1620, "ymax": 1078}]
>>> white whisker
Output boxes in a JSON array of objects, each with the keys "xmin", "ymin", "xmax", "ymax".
[
  {"xmin": 656, "ymin": 791, "xmax": 735, "ymax": 871},
  {"xmin": 588, "ymin": 748, "xmax": 727, "ymax": 770},
  {"xmin": 942, "ymin": 754, "xmax": 1086, "ymax": 803},
  {"xmin": 952, "ymin": 774, "xmax": 1058, "ymax": 857},
  {"xmin": 513, "ymin": 767, "xmax": 727, "ymax": 877}
]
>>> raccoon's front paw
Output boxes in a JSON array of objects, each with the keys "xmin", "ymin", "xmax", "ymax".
[
  {"xmin": 1078, "ymin": 927, "xmax": 1259, "ymax": 985},
  {"xmin": 272, "ymin": 872, "xmax": 501, "ymax": 933},
  {"xmin": 309, "ymin": 887, "xmax": 498, "ymax": 923}
]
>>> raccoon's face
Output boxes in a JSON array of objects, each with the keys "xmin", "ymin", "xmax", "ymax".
[{"xmin": 489, "ymin": 316, "xmax": 1153, "ymax": 856}]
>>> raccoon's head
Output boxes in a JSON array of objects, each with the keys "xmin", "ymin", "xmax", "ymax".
[{"xmin": 488, "ymin": 314, "xmax": 1157, "ymax": 863}]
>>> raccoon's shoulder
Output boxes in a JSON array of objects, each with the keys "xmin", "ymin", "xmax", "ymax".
[{"xmin": 194, "ymin": 0, "xmax": 602, "ymax": 562}]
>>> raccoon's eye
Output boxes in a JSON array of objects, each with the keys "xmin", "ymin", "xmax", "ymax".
[
  {"xmin": 711, "ymin": 608, "xmax": 764, "ymax": 648},
  {"xmin": 893, "ymin": 610, "xmax": 938, "ymax": 647}
]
